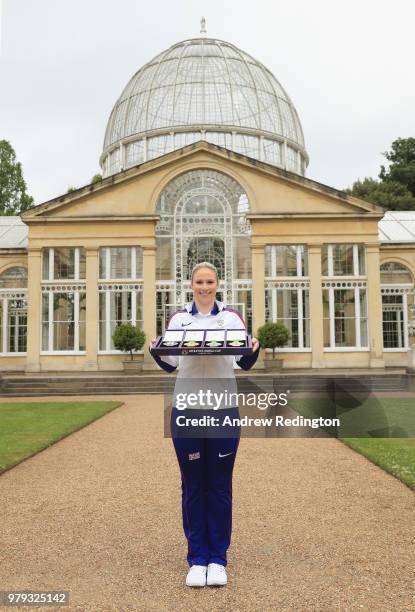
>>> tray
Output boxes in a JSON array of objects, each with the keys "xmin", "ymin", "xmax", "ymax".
[{"xmin": 151, "ymin": 328, "xmax": 253, "ymax": 355}]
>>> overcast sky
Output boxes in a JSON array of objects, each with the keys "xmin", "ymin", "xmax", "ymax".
[{"xmin": 1, "ymin": 0, "xmax": 414, "ymax": 205}]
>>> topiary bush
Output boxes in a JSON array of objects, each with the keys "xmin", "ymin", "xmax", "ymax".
[
  {"xmin": 256, "ymin": 321, "xmax": 290, "ymax": 359},
  {"xmin": 112, "ymin": 324, "xmax": 146, "ymax": 360}
]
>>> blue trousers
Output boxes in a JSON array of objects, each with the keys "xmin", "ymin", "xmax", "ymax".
[{"xmin": 171, "ymin": 407, "xmax": 241, "ymax": 567}]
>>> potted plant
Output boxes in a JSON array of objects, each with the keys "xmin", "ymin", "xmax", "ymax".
[
  {"xmin": 257, "ymin": 321, "xmax": 290, "ymax": 370},
  {"xmin": 112, "ymin": 323, "xmax": 146, "ymax": 372}
]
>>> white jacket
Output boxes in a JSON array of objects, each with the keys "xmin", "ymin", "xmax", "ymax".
[
  {"xmin": 159, "ymin": 300, "xmax": 247, "ymax": 377},
  {"xmin": 150, "ymin": 300, "xmax": 259, "ymax": 409}
]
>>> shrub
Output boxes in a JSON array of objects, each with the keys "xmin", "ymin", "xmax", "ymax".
[
  {"xmin": 256, "ymin": 322, "xmax": 290, "ymax": 359},
  {"xmin": 112, "ymin": 324, "xmax": 146, "ymax": 360}
]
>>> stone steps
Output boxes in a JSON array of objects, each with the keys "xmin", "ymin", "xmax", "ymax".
[{"xmin": 0, "ymin": 372, "xmax": 410, "ymax": 397}]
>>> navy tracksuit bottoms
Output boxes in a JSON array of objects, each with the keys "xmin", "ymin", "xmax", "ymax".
[{"xmin": 171, "ymin": 407, "xmax": 241, "ymax": 567}]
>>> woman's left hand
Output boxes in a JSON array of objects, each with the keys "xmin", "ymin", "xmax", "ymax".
[{"xmin": 252, "ymin": 337, "xmax": 260, "ymax": 352}]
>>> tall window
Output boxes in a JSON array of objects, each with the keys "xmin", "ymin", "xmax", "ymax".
[
  {"xmin": 41, "ymin": 248, "xmax": 86, "ymax": 352},
  {"xmin": 322, "ymin": 244, "xmax": 368, "ymax": 349},
  {"xmin": 323, "ymin": 287, "xmax": 368, "ymax": 348},
  {"xmin": 380, "ymin": 262, "xmax": 414, "ymax": 350},
  {"xmin": 42, "ymin": 292, "xmax": 86, "ymax": 352},
  {"xmin": 0, "ymin": 267, "xmax": 28, "ymax": 354},
  {"xmin": 264, "ymin": 245, "xmax": 310, "ymax": 348},
  {"xmin": 98, "ymin": 247, "xmax": 144, "ymax": 351}
]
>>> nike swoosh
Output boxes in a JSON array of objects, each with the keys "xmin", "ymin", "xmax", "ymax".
[
  {"xmin": 181, "ymin": 322, "xmax": 192, "ymax": 327},
  {"xmin": 218, "ymin": 452, "xmax": 233, "ymax": 458}
]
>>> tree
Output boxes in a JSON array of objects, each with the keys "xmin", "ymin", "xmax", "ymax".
[
  {"xmin": 112, "ymin": 323, "xmax": 146, "ymax": 360},
  {"xmin": 347, "ymin": 137, "xmax": 415, "ymax": 211},
  {"xmin": 345, "ymin": 177, "xmax": 415, "ymax": 211},
  {"xmin": 67, "ymin": 185, "xmax": 78, "ymax": 193},
  {"xmin": 379, "ymin": 137, "xmax": 415, "ymax": 196},
  {"xmin": 0, "ymin": 140, "xmax": 34, "ymax": 214},
  {"xmin": 91, "ymin": 173, "xmax": 103, "ymax": 184},
  {"xmin": 256, "ymin": 321, "xmax": 290, "ymax": 359}
]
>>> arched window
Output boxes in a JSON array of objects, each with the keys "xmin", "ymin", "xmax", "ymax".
[
  {"xmin": 0, "ymin": 267, "xmax": 28, "ymax": 354},
  {"xmin": 0, "ymin": 266, "xmax": 28, "ymax": 289},
  {"xmin": 155, "ymin": 169, "xmax": 252, "ymax": 333},
  {"xmin": 380, "ymin": 261, "xmax": 413, "ymax": 285},
  {"xmin": 380, "ymin": 261, "xmax": 414, "ymax": 350}
]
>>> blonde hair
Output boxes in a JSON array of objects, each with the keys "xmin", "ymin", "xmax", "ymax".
[{"xmin": 190, "ymin": 261, "xmax": 219, "ymax": 283}]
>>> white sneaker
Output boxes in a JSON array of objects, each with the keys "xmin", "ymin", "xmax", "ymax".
[
  {"xmin": 207, "ymin": 562, "xmax": 227, "ymax": 586},
  {"xmin": 186, "ymin": 565, "xmax": 207, "ymax": 587}
]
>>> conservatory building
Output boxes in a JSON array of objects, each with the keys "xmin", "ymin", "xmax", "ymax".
[{"xmin": 0, "ymin": 33, "xmax": 414, "ymax": 372}]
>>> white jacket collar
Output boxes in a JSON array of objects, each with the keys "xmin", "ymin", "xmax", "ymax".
[{"xmin": 185, "ymin": 300, "xmax": 225, "ymax": 315}]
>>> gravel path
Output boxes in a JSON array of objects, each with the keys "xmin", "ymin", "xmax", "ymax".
[{"xmin": 0, "ymin": 395, "xmax": 414, "ymax": 612}]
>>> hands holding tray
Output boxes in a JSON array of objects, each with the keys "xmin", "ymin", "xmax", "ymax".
[{"xmin": 150, "ymin": 329, "xmax": 259, "ymax": 355}]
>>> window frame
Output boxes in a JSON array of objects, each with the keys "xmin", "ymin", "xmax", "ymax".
[
  {"xmin": 99, "ymin": 246, "xmax": 143, "ymax": 281},
  {"xmin": 98, "ymin": 284, "xmax": 144, "ymax": 354},
  {"xmin": 264, "ymin": 245, "xmax": 310, "ymax": 351},
  {"xmin": 323, "ymin": 244, "xmax": 366, "ymax": 277},
  {"xmin": 322, "ymin": 284, "xmax": 369, "ymax": 351},
  {"xmin": 42, "ymin": 247, "xmax": 85, "ymax": 281},
  {"xmin": 40, "ymin": 287, "xmax": 86, "ymax": 354}
]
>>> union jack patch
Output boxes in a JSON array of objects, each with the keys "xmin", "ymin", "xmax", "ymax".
[{"xmin": 189, "ymin": 452, "xmax": 200, "ymax": 460}]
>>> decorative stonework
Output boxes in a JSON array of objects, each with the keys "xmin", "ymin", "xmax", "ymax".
[
  {"xmin": 381, "ymin": 286, "xmax": 413, "ymax": 294},
  {"xmin": 98, "ymin": 283, "xmax": 143, "ymax": 291},
  {"xmin": 322, "ymin": 280, "xmax": 367, "ymax": 289},
  {"xmin": 265, "ymin": 280, "xmax": 310, "ymax": 290},
  {"xmin": 41, "ymin": 284, "xmax": 85, "ymax": 292},
  {"xmin": 0, "ymin": 290, "xmax": 27, "ymax": 300}
]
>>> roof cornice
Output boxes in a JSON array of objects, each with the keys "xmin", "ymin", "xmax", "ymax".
[
  {"xmin": 21, "ymin": 141, "xmax": 384, "ymax": 218},
  {"xmin": 23, "ymin": 215, "xmax": 159, "ymax": 224},
  {"xmin": 247, "ymin": 212, "xmax": 382, "ymax": 219}
]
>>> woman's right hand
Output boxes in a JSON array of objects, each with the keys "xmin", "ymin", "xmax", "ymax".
[{"xmin": 149, "ymin": 338, "xmax": 157, "ymax": 349}]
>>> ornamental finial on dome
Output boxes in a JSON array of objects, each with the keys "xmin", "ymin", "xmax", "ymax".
[{"xmin": 200, "ymin": 16, "xmax": 207, "ymax": 35}]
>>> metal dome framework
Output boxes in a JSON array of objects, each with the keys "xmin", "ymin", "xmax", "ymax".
[{"xmin": 101, "ymin": 36, "xmax": 308, "ymax": 177}]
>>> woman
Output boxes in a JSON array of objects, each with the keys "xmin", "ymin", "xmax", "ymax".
[{"xmin": 149, "ymin": 262, "xmax": 260, "ymax": 587}]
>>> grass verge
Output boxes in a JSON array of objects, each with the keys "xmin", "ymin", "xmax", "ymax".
[
  {"xmin": 0, "ymin": 401, "xmax": 123, "ymax": 474},
  {"xmin": 290, "ymin": 396, "xmax": 415, "ymax": 490},
  {"xmin": 339, "ymin": 437, "xmax": 415, "ymax": 490}
]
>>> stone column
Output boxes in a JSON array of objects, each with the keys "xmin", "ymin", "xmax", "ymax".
[
  {"xmin": 251, "ymin": 243, "xmax": 265, "ymax": 369},
  {"xmin": 26, "ymin": 247, "xmax": 42, "ymax": 372},
  {"xmin": 407, "ymin": 307, "xmax": 415, "ymax": 374},
  {"xmin": 366, "ymin": 243, "xmax": 385, "ymax": 368},
  {"xmin": 308, "ymin": 244, "xmax": 324, "ymax": 368},
  {"xmin": 142, "ymin": 245, "xmax": 158, "ymax": 370},
  {"xmin": 84, "ymin": 247, "xmax": 99, "ymax": 370}
]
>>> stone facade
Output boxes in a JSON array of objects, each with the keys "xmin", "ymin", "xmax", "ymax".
[{"xmin": 0, "ymin": 142, "xmax": 414, "ymax": 372}]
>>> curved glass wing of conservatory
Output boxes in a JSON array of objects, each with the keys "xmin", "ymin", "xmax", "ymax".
[
  {"xmin": 155, "ymin": 169, "xmax": 252, "ymax": 333},
  {"xmin": 101, "ymin": 37, "xmax": 308, "ymax": 177}
]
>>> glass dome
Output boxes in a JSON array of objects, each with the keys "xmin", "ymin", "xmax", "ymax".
[{"xmin": 101, "ymin": 36, "xmax": 309, "ymax": 177}]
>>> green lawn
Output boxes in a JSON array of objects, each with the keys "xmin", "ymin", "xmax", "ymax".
[
  {"xmin": 0, "ymin": 401, "xmax": 123, "ymax": 473},
  {"xmin": 340, "ymin": 437, "xmax": 415, "ymax": 490},
  {"xmin": 290, "ymin": 396, "xmax": 415, "ymax": 490}
]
